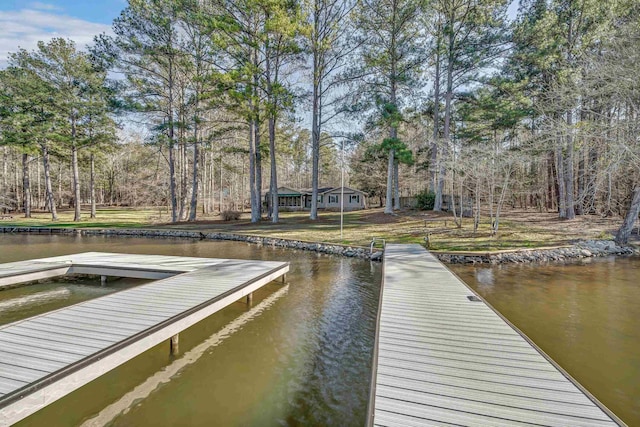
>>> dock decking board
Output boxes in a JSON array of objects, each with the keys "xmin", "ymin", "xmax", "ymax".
[
  {"xmin": 0, "ymin": 252, "xmax": 288, "ymax": 425},
  {"xmin": 369, "ymin": 244, "xmax": 624, "ymax": 427}
]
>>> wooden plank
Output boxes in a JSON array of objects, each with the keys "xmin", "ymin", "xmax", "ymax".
[
  {"xmin": 377, "ymin": 358, "xmax": 577, "ymax": 393},
  {"xmin": 3, "ymin": 326, "xmax": 116, "ymax": 348},
  {"xmin": 0, "ymin": 352, "xmax": 67, "ymax": 373},
  {"xmin": 375, "ymin": 396, "xmax": 535, "ymax": 427},
  {"xmin": 0, "ymin": 377, "xmax": 28, "ymax": 396},
  {"xmin": 377, "ymin": 375, "xmax": 611, "ymax": 420},
  {"xmin": 0, "ymin": 364, "xmax": 50, "ymax": 384},
  {"xmin": 376, "ymin": 365, "xmax": 593, "ymax": 406},
  {"xmin": 0, "ymin": 342, "xmax": 82, "ymax": 364},
  {"xmin": 45, "ymin": 311, "xmax": 154, "ymax": 331},
  {"xmin": 378, "ymin": 333, "xmax": 543, "ymax": 357},
  {"xmin": 379, "ymin": 347, "xmax": 560, "ymax": 376},
  {"xmin": 376, "ymin": 341, "xmax": 552, "ymax": 367},
  {"xmin": 373, "ymin": 410, "xmax": 461, "ymax": 427},
  {"xmin": 379, "ymin": 319, "xmax": 524, "ymax": 339},
  {"xmin": 27, "ymin": 317, "xmax": 136, "ymax": 339},
  {"xmin": 0, "ymin": 331, "xmax": 98, "ymax": 356},
  {"xmin": 378, "ymin": 326, "xmax": 534, "ymax": 349},
  {"xmin": 376, "ymin": 386, "xmax": 616, "ymax": 427},
  {"xmin": 12, "ymin": 321, "xmax": 128, "ymax": 343}
]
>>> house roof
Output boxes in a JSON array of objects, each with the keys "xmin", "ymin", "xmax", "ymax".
[
  {"xmin": 319, "ymin": 186, "xmax": 366, "ymax": 195},
  {"xmin": 300, "ymin": 187, "xmax": 333, "ymax": 194},
  {"xmin": 264, "ymin": 187, "xmax": 302, "ymax": 196}
]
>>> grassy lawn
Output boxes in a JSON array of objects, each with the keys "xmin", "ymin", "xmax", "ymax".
[
  {"xmin": 0, "ymin": 207, "xmax": 161, "ymax": 229},
  {"xmin": 1, "ymin": 206, "xmax": 628, "ymax": 252}
]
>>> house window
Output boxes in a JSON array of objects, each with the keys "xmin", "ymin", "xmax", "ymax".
[
  {"xmin": 329, "ymin": 194, "xmax": 338, "ymax": 204},
  {"xmin": 350, "ymin": 195, "xmax": 360, "ymax": 204}
]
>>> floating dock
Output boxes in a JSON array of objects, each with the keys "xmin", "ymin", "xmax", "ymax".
[
  {"xmin": 368, "ymin": 244, "xmax": 625, "ymax": 426},
  {"xmin": 0, "ymin": 252, "xmax": 289, "ymax": 425}
]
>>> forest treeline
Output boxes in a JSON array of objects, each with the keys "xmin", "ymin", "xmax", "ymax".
[{"xmin": 0, "ymin": 0, "xmax": 639, "ymax": 243}]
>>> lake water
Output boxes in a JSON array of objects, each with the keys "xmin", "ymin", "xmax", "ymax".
[
  {"xmin": 1, "ymin": 234, "xmax": 638, "ymax": 426},
  {"xmin": 0, "ymin": 234, "xmax": 381, "ymax": 427}
]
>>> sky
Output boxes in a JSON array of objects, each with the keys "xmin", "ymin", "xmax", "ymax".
[
  {"xmin": 0, "ymin": 0, "xmax": 123, "ymax": 67},
  {"xmin": 1, "ymin": 0, "xmax": 521, "ymax": 68}
]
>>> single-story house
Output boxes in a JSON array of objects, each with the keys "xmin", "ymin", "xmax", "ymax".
[{"xmin": 264, "ymin": 186, "xmax": 367, "ymax": 211}]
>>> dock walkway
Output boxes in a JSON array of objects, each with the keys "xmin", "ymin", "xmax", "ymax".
[
  {"xmin": 0, "ymin": 252, "xmax": 288, "ymax": 425},
  {"xmin": 369, "ymin": 244, "xmax": 624, "ymax": 426}
]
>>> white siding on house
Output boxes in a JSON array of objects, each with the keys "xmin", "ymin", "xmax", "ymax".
[{"xmin": 321, "ymin": 188, "xmax": 366, "ymax": 210}]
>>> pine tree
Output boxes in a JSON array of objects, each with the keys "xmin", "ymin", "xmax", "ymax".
[{"xmin": 350, "ymin": 0, "xmax": 424, "ymax": 214}]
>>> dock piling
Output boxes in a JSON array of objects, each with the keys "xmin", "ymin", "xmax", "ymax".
[{"xmin": 170, "ymin": 334, "xmax": 179, "ymax": 355}]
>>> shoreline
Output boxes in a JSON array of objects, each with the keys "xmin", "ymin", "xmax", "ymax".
[
  {"xmin": 0, "ymin": 226, "xmax": 381, "ymax": 260},
  {"xmin": 1, "ymin": 226, "xmax": 638, "ymax": 264}
]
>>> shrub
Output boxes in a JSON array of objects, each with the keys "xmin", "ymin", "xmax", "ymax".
[
  {"xmin": 221, "ymin": 210, "xmax": 241, "ymax": 221},
  {"xmin": 416, "ymin": 190, "xmax": 436, "ymax": 210}
]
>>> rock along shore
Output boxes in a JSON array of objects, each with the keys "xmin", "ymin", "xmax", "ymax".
[
  {"xmin": 1, "ymin": 227, "xmax": 636, "ymax": 264},
  {"xmin": 435, "ymin": 240, "xmax": 639, "ymax": 264},
  {"xmin": 0, "ymin": 226, "xmax": 383, "ymax": 261}
]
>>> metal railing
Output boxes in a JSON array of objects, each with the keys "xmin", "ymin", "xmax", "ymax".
[{"xmin": 370, "ymin": 237, "xmax": 386, "ymax": 255}]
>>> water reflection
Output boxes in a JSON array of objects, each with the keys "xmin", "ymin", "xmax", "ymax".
[
  {"xmin": 82, "ymin": 285, "xmax": 290, "ymax": 427},
  {"xmin": 475, "ymin": 268, "xmax": 495, "ymax": 287}
]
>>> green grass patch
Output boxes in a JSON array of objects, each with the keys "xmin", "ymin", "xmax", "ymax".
[{"xmin": 1, "ymin": 207, "xmax": 621, "ymax": 253}]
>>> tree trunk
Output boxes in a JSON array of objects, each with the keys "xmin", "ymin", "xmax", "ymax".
[
  {"xmin": 168, "ymin": 56, "xmax": 178, "ymax": 223},
  {"xmin": 22, "ymin": 153, "xmax": 31, "ymax": 218},
  {"xmin": 615, "ymin": 186, "xmax": 640, "ymax": 245},
  {"xmin": 168, "ymin": 141, "xmax": 178, "ymax": 222},
  {"xmin": 252, "ymin": 48, "xmax": 263, "ymax": 220},
  {"xmin": 249, "ymin": 119, "xmax": 260, "ymax": 222},
  {"xmin": 555, "ymin": 139, "xmax": 567, "ymax": 218},
  {"xmin": 576, "ymin": 142, "xmax": 585, "ymax": 216},
  {"xmin": 188, "ymin": 109, "xmax": 199, "ymax": 221},
  {"xmin": 1, "ymin": 146, "xmax": 7, "ymax": 193},
  {"xmin": 202, "ymin": 148, "xmax": 208, "ymax": 214},
  {"xmin": 219, "ymin": 152, "xmax": 224, "ymax": 213},
  {"xmin": 42, "ymin": 145, "xmax": 57, "ymax": 221},
  {"xmin": 37, "ymin": 158, "xmax": 42, "ymax": 210},
  {"xmin": 384, "ymin": 148, "xmax": 395, "ymax": 214},
  {"xmin": 474, "ymin": 178, "xmax": 480, "ymax": 233},
  {"xmin": 310, "ymin": 51, "xmax": 321, "ymax": 220},
  {"xmin": 430, "ymin": 15, "xmax": 442, "ymax": 193},
  {"xmin": 178, "ymin": 137, "xmax": 188, "ymax": 221},
  {"xmin": 266, "ymin": 47, "xmax": 279, "ymax": 224},
  {"xmin": 269, "ymin": 116, "xmax": 279, "ymax": 223},
  {"xmin": 564, "ymin": 110, "xmax": 575, "ymax": 219},
  {"xmin": 71, "ymin": 141, "xmax": 81, "ymax": 222},
  {"xmin": 434, "ymin": 20, "xmax": 455, "ymax": 212},
  {"xmin": 547, "ymin": 151, "xmax": 556, "ymax": 210},
  {"xmin": 90, "ymin": 153, "xmax": 96, "ymax": 219},
  {"xmin": 393, "ymin": 161, "xmax": 400, "ymax": 210},
  {"xmin": 58, "ymin": 162, "xmax": 63, "ymax": 208}
]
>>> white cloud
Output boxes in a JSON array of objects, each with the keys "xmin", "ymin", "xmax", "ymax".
[
  {"xmin": 28, "ymin": 2, "xmax": 63, "ymax": 11},
  {"xmin": 0, "ymin": 8, "xmax": 113, "ymax": 67}
]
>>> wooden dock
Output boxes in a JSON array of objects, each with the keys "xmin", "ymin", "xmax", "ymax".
[
  {"xmin": 0, "ymin": 252, "xmax": 288, "ymax": 425},
  {"xmin": 369, "ymin": 244, "xmax": 625, "ymax": 427}
]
